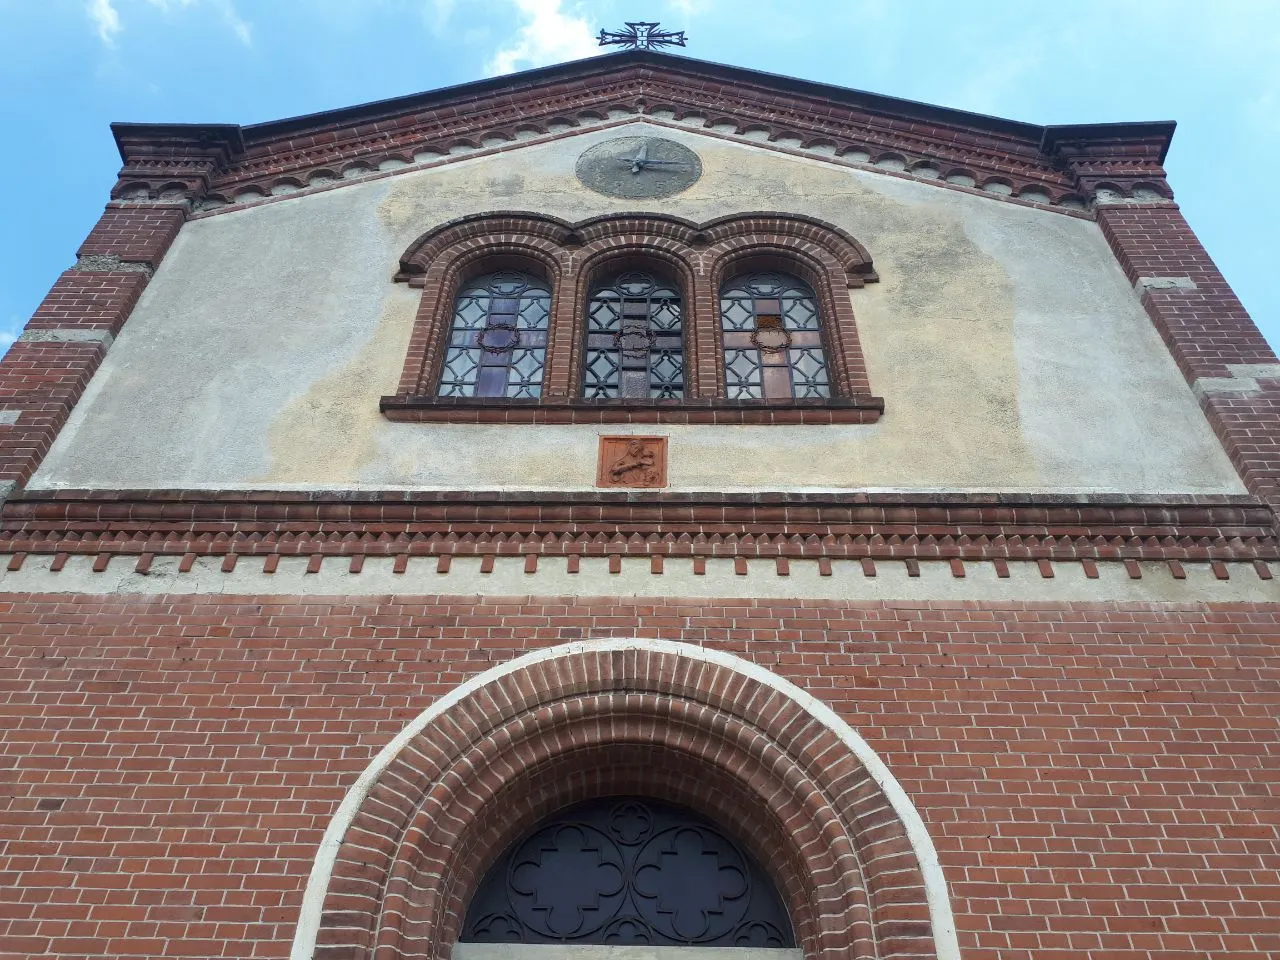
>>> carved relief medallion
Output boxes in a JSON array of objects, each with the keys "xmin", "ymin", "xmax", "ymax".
[
  {"xmin": 576, "ymin": 137, "xmax": 702, "ymax": 198},
  {"xmin": 597, "ymin": 436, "xmax": 668, "ymax": 488}
]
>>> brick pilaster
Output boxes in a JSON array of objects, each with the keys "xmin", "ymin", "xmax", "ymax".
[
  {"xmin": 0, "ymin": 129, "xmax": 238, "ymax": 498},
  {"xmin": 0, "ymin": 337, "xmax": 111, "ymax": 488},
  {"xmin": 0, "ymin": 211, "xmax": 184, "ymax": 493},
  {"xmin": 76, "ymin": 205, "xmax": 186, "ymax": 266},
  {"xmin": 1096, "ymin": 203, "xmax": 1280, "ymax": 502}
]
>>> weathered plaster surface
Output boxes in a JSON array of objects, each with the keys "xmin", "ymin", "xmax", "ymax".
[{"xmin": 31, "ymin": 122, "xmax": 1242, "ymax": 494}]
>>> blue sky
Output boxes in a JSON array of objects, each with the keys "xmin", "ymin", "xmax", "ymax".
[{"xmin": 2, "ymin": 0, "xmax": 1278, "ymax": 354}]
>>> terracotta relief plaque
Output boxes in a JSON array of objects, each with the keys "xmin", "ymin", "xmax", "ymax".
[{"xmin": 597, "ymin": 436, "xmax": 668, "ymax": 488}]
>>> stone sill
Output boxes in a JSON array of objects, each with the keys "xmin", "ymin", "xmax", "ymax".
[{"xmin": 379, "ymin": 396, "xmax": 885, "ymax": 424}]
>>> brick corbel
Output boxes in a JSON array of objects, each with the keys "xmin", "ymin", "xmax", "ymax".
[
  {"xmin": 1041, "ymin": 121, "xmax": 1176, "ymax": 205},
  {"xmin": 109, "ymin": 122, "xmax": 243, "ymax": 209}
]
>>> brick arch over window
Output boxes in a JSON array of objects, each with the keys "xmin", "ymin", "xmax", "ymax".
[
  {"xmin": 292, "ymin": 640, "xmax": 959, "ymax": 960},
  {"xmin": 386, "ymin": 212, "xmax": 884, "ymax": 423},
  {"xmin": 393, "ymin": 213, "xmax": 574, "ymax": 396}
]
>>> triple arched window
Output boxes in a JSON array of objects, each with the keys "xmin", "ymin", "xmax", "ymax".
[
  {"xmin": 385, "ymin": 213, "xmax": 883, "ymax": 424},
  {"xmin": 434, "ymin": 268, "xmax": 834, "ymax": 406}
]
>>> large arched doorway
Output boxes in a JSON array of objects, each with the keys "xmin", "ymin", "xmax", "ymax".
[{"xmin": 291, "ymin": 640, "xmax": 959, "ymax": 960}]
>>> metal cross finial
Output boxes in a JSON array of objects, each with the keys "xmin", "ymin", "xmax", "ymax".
[{"xmin": 598, "ymin": 21, "xmax": 687, "ymax": 51}]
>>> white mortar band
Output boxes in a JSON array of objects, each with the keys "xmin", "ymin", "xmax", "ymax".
[
  {"xmin": 0, "ymin": 410, "xmax": 20, "ymax": 425},
  {"xmin": 288, "ymin": 639, "xmax": 962, "ymax": 960},
  {"xmin": 1195, "ymin": 377, "xmax": 1260, "ymax": 397},
  {"xmin": 1227, "ymin": 363, "xmax": 1280, "ymax": 380},
  {"xmin": 18, "ymin": 328, "xmax": 115, "ymax": 347},
  {"xmin": 1136, "ymin": 275, "xmax": 1197, "ymax": 292},
  {"xmin": 1193, "ymin": 362, "xmax": 1280, "ymax": 398}
]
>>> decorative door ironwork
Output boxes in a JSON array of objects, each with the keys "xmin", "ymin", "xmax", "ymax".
[
  {"xmin": 461, "ymin": 797, "xmax": 794, "ymax": 947},
  {"xmin": 584, "ymin": 272, "xmax": 685, "ymax": 399},
  {"xmin": 438, "ymin": 271, "xmax": 550, "ymax": 398},
  {"xmin": 720, "ymin": 272, "xmax": 831, "ymax": 400}
]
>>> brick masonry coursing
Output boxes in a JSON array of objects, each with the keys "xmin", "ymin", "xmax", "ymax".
[
  {"xmin": 2, "ymin": 51, "xmax": 1280, "ymax": 960},
  {"xmin": 0, "ymin": 596, "xmax": 1276, "ymax": 960}
]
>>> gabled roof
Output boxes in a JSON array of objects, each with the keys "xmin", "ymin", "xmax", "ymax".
[{"xmin": 110, "ymin": 49, "xmax": 1176, "ymax": 211}]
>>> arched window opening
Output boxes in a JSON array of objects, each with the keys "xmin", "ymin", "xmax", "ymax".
[
  {"xmin": 584, "ymin": 271, "xmax": 685, "ymax": 399},
  {"xmin": 720, "ymin": 272, "xmax": 830, "ymax": 400},
  {"xmin": 439, "ymin": 270, "xmax": 551, "ymax": 398},
  {"xmin": 461, "ymin": 796, "xmax": 795, "ymax": 947}
]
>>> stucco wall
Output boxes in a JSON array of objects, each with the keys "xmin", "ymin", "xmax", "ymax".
[{"xmin": 30, "ymin": 122, "xmax": 1243, "ymax": 493}]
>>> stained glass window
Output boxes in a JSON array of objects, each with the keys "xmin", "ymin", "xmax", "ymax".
[
  {"xmin": 720, "ymin": 273, "xmax": 830, "ymax": 400},
  {"xmin": 584, "ymin": 271, "xmax": 685, "ymax": 400},
  {"xmin": 461, "ymin": 796, "xmax": 795, "ymax": 947},
  {"xmin": 438, "ymin": 271, "xmax": 550, "ymax": 398}
]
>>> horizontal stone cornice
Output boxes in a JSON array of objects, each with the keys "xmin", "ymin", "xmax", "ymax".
[
  {"xmin": 103, "ymin": 54, "xmax": 1174, "ymax": 213},
  {"xmin": 2, "ymin": 490, "xmax": 1274, "ymax": 562}
]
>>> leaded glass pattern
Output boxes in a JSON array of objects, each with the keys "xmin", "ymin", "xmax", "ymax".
[
  {"xmin": 720, "ymin": 272, "xmax": 830, "ymax": 400},
  {"xmin": 584, "ymin": 271, "xmax": 685, "ymax": 399},
  {"xmin": 439, "ymin": 271, "xmax": 550, "ymax": 398},
  {"xmin": 462, "ymin": 796, "xmax": 795, "ymax": 947}
]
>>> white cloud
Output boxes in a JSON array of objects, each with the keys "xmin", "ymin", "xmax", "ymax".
[
  {"xmin": 486, "ymin": 0, "xmax": 601, "ymax": 76},
  {"xmin": 668, "ymin": 0, "xmax": 713, "ymax": 17},
  {"xmin": 425, "ymin": 0, "xmax": 456, "ymax": 35},
  {"xmin": 216, "ymin": 0, "xmax": 252, "ymax": 45},
  {"xmin": 85, "ymin": 0, "xmax": 251, "ymax": 47},
  {"xmin": 0, "ymin": 317, "xmax": 19, "ymax": 352},
  {"xmin": 86, "ymin": 0, "xmax": 122, "ymax": 44}
]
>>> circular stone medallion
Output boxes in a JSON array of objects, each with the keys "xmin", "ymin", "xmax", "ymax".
[{"xmin": 576, "ymin": 137, "xmax": 702, "ymax": 199}]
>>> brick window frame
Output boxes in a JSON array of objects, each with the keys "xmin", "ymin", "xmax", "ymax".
[
  {"xmin": 383, "ymin": 211, "xmax": 884, "ymax": 424},
  {"xmin": 574, "ymin": 247, "xmax": 700, "ymax": 398}
]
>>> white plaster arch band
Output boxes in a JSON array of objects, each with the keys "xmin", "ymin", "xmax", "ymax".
[{"xmin": 289, "ymin": 639, "xmax": 961, "ymax": 960}]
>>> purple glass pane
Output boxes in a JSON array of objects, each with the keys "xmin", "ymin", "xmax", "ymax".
[
  {"xmin": 761, "ymin": 365, "xmax": 793, "ymax": 400},
  {"xmin": 475, "ymin": 366, "xmax": 509, "ymax": 396}
]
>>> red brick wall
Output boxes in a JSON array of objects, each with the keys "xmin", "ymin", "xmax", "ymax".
[
  {"xmin": 76, "ymin": 207, "xmax": 185, "ymax": 267},
  {"xmin": 0, "ymin": 594, "xmax": 1276, "ymax": 960}
]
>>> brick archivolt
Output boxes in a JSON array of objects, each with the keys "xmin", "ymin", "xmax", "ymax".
[
  {"xmin": 299, "ymin": 639, "xmax": 958, "ymax": 960},
  {"xmin": 392, "ymin": 211, "xmax": 877, "ymax": 401}
]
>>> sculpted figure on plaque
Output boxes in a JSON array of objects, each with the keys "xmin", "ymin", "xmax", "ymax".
[{"xmin": 610, "ymin": 438, "xmax": 658, "ymax": 485}]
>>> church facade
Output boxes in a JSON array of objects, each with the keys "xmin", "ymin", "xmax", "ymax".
[{"xmin": 1, "ymin": 50, "xmax": 1277, "ymax": 960}]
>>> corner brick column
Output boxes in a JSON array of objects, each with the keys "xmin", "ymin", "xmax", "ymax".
[
  {"xmin": 0, "ymin": 127, "xmax": 241, "ymax": 500},
  {"xmin": 1096, "ymin": 202, "xmax": 1280, "ymax": 502},
  {"xmin": 0, "ymin": 206, "xmax": 184, "ymax": 494}
]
